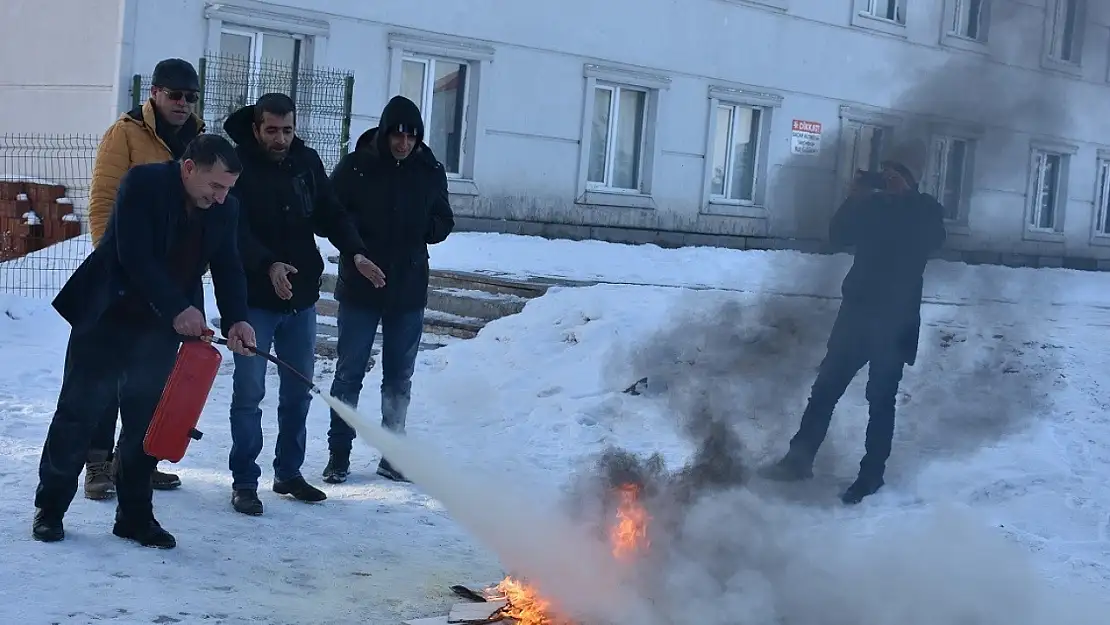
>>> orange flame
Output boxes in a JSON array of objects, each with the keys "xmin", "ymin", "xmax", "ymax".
[
  {"xmin": 488, "ymin": 577, "xmax": 570, "ymax": 625},
  {"xmin": 610, "ymin": 483, "xmax": 650, "ymax": 561}
]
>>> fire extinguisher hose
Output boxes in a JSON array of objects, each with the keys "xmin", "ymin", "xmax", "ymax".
[{"xmin": 185, "ymin": 335, "xmax": 323, "ymax": 396}]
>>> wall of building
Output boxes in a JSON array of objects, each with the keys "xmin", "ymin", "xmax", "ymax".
[
  {"xmin": 124, "ymin": 0, "xmax": 1110, "ymax": 261},
  {"xmin": 0, "ymin": 0, "xmax": 125, "ymax": 135}
]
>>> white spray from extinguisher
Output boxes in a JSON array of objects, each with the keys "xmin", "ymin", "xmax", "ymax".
[{"xmin": 319, "ymin": 393, "xmax": 656, "ymax": 625}]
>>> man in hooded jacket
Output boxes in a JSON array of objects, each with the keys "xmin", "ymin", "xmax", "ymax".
[
  {"xmin": 222, "ymin": 93, "xmax": 386, "ymax": 516},
  {"xmin": 323, "ymin": 95, "xmax": 455, "ymax": 484},
  {"xmin": 759, "ymin": 139, "xmax": 947, "ymax": 505}
]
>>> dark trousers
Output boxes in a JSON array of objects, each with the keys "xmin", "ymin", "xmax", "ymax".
[
  {"xmin": 327, "ymin": 302, "xmax": 425, "ymax": 452},
  {"xmin": 35, "ymin": 318, "xmax": 180, "ymax": 519},
  {"xmin": 788, "ymin": 309, "xmax": 906, "ymax": 478},
  {"xmin": 89, "ymin": 400, "xmax": 118, "ymax": 456}
]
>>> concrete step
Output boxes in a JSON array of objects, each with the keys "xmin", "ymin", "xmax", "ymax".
[
  {"xmin": 320, "ymin": 260, "xmax": 550, "ymax": 300},
  {"xmin": 427, "ymin": 287, "xmax": 527, "ymax": 321},
  {"xmin": 314, "ymin": 298, "xmax": 485, "ymax": 339}
]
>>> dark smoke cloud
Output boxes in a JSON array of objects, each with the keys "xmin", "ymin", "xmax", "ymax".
[{"xmin": 557, "ymin": 5, "xmax": 1083, "ymax": 623}]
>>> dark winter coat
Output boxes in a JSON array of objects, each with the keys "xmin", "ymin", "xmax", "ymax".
[
  {"xmin": 329, "ymin": 103, "xmax": 455, "ymax": 313},
  {"xmin": 223, "ymin": 105, "xmax": 368, "ymax": 314},
  {"xmin": 828, "ymin": 188, "xmax": 947, "ymax": 366},
  {"xmin": 53, "ymin": 161, "xmax": 249, "ymax": 337}
]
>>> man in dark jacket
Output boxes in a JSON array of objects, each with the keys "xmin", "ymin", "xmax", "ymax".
[
  {"xmin": 223, "ymin": 93, "xmax": 385, "ymax": 515},
  {"xmin": 760, "ymin": 139, "xmax": 947, "ymax": 505},
  {"xmin": 33, "ymin": 135, "xmax": 257, "ymax": 548},
  {"xmin": 323, "ymin": 95, "xmax": 455, "ymax": 484}
]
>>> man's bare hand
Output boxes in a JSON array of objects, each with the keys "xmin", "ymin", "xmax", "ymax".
[
  {"xmin": 353, "ymin": 254, "xmax": 386, "ymax": 288},
  {"xmin": 226, "ymin": 321, "xmax": 257, "ymax": 356},
  {"xmin": 268, "ymin": 262, "xmax": 297, "ymax": 300},
  {"xmin": 173, "ymin": 306, "xmax": 207, "ymax": 337}
]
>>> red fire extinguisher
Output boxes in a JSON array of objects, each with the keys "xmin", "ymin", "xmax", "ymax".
[{"xmin": 144, "ymin": 331, "xmax": 223, "ymax": 463}]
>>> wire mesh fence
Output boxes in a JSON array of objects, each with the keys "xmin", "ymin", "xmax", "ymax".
[
  {"xmin": 0, "ymin": 134, "xmax": 97, "ymax": 295},
  {"xmin": 133, "ymin": 52, "xmax": 354, "ymax": 171}
]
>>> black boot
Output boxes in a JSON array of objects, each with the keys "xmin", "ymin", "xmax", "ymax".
[
  {"xmin": 757, "ymin": 449, "xmax": 814, "ymax": 482},
  {"xmin": 112, "ymin": 512, "xmax": 176, "ymax": 549},
  {"xmin": 322, "ymin": 449, "xmax": 350, "ymax": 484},
  {"xmin": 231, "ymin": 489, "xmax": 264, "ymax": 516},
  {"xmin": 376, "ymin": 458, "xmax": 410, "ymax": 483},
  {"xmin": 841, "ymin": 473, "xmax": 885, "ymax": 505},
  {"xmin": 32, "ymin": 508, "xmax": 65, "ymax": 543},
  {"xmin": 273, "ymin": 476, "xmax": 327, "ymax": 502}
]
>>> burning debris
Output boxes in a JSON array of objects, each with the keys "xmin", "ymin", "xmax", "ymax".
[{"xmin": 407, "ymin": 479, "xmax": 655, "ymax": 625}]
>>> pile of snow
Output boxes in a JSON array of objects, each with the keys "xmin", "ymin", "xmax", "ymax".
[{"xmin": 0, "ymin": 234, "xmax": 1107, "ymax": 623}]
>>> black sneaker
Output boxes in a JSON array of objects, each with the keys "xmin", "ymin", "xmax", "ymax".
[
  {"xmin": 376, "ymin": 459, "xmax": 410, "ymax": 483},
  {"xmin": 231, "ymin": 489, "xmax": 264, "ymax": 516},
  {"xmin": 322, "ymin": 450, "xmax": 350, "ymax": 484},
  {"xmin": 273, "ymin": 477, "xmax": 327, "ymax": 503},
  {"xmin": 113, "ymin": 515, "xmax": 176, "ymax": 549},
  {"xmin": 841, "ymin": 475, "xmax": 885, "ymax": 505},
  {"xmin": 151, "ymin": 466, "xmax": 182, "ymax": 491},
  {"xmin": 756, "ymin": 453, "xmax": 814, "ymax": 482},
  {"xmin": 32, "ymin": 509, "xmax": 64, "ymax": 543}
]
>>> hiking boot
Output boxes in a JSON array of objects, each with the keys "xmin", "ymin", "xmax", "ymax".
[
  {"xmin": 32, "ymin": 509, "xmax": 64, "ymax": 543},
  {"xmin": 322, "ymin": 449, "xmax": 350, "ymax": 484},
  {"xmin": 83, "ymin": 450, "xmax": 116, "ymax": 501},
  {"xmin": 113, "ymin": 514, "xmax": 176, "ymax": 549},
  {"xmin": 151, "ymin": 466, "xmax": 181, "ymax": 490},
  {"xmin": 231, "ymin": 489, "xmax": 264, "ymax": 516},
  {"xmin": 757, "ymin": 452, "xmax": 814, "ymax": 482},
  {"xmin": 841, "ymin": 474, "xmax": 885, "ymax": 505},
  {"xmin": 273, "ymin": 477, "xmax": 327, "ymax": 503},
  {"xmin": 376, "ymin": 458, "xmax": 410, "ymax": 483}
]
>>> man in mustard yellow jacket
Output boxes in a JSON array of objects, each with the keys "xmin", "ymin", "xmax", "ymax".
[{"xmin": 83, "ymin": 58, "xmax": 205, "ymax": 499}]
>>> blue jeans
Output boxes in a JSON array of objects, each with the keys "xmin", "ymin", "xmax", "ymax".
[
  {"xmin": 229, "ymin": 306, "xmax": 317, "ymax": 490},
  {"xmin": 327, "ymin": 303, "xmax": 424, "ymax": 452}
]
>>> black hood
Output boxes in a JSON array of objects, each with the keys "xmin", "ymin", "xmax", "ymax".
[
  {"xmin": 223, "ymin": 105, "xmax": 305, "ymax": 155},
  {"xmin": 352, "ymin": 97, "xmax": 439, "ymax": 169}
]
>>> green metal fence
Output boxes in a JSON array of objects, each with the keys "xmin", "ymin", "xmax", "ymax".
[{"xmin": 131, "ymin": 53, "xmax": 355, "ymax": 170}]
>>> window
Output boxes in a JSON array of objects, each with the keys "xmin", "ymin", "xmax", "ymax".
[
  {"xmin": 588, "ymin": 85, "xmax": 647, "ymax": 191},
  {"xmin": 840, "ymin": 123, "xmax": 888, "ymax": 196},
  {"xmin": 866, "ymin": 0, "xmax": 906, "ymax": 23},
  {"xmin": 1093, "ymin": 156, "xmax": 1110, "ymax": 236},
  {"xmin": 387, "ymin": 33, "xmax": 494, "ymax": 194},
  {"xmin": 1043, "ymin": 0, "xmax": 1084, "ymax": 71},
  {"xmin": 710, "ymin": 105, "xmax": 762, "ymax": 203},
  {"xmin": 950, "ymin": 0, "xmax": 985, "ymax": 40},
  {"xmin": 926, "ymin": 137, "xmax": 970, "ymax": 221},
  {"xmin": 220, "ymin": 28, "xmax": 304, "ymax": 105},
  {"xmin": 1030, "ymin": 151, "xmax": 1064, "ymax": 231},
  {"xmin": 576, "ymin": 64, "xmax": 669, "ymax": 209},
  {"xmin": 400, "ymin": 56, "xmax": 468, "ymax": 175}
]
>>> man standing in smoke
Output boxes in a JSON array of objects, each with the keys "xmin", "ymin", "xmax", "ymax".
[{"xmin": 760, "ymin": 139, "xmax": 946, "ymax": 504}]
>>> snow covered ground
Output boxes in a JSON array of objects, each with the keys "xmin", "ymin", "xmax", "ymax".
[{"xmin": 1, "ymin": 232, "xmax": 1110, "ymax": 623}]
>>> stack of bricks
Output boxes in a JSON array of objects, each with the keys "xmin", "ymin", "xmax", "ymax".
[{"xmin": 0, "ymin": 180, "xmax": 83, "ymax": 261}]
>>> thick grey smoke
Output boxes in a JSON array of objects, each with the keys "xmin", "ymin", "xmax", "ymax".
[{"xmin": 560, "ymin": 4, "xmax": 1083, "ymax": 624}]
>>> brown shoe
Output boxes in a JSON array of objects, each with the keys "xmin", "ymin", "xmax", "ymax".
[{"xmin": 83, "ymin": 450, "xmax": 116, "ymax": 500}]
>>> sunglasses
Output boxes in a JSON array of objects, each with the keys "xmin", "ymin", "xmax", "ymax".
[{"xmin": 161, "ymin": 88, "xmax": 199, "ymax": 104}]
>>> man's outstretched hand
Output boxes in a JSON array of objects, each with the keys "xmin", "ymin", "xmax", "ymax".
[
  {"xmin": 353, "ymin": 254, "xmax": 386, "ymax": 288},
  {"xmin": 226, "ymin": 321, "xmax": 257, "ymax": 356},
  {"xmin": 269, "ymin": 262, "xmax": 298, "ymax": 300}
]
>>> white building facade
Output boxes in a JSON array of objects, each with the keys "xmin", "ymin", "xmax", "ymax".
[{"xmin": 4, "ymin": 0, "xmax": 1110, "ymax": 267}]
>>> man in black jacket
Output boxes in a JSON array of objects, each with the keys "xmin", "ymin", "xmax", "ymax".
[
  {"xmin": 33, "ymin": 135, "xmax": 256, "ymax": 548},
  {"xmin": 323, "ymin": 95, "xmax": 455, "ymax": 484},
  {"xmin": 760, "ymin": 139, "xmax": 947, "ymax": 505},
  {"xmin": 223, "ymin": 93, "xmax": 385, "ymax": 515}
]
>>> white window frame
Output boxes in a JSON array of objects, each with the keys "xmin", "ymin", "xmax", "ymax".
[
  {"xmin": 851, "ymin": 0, "xmax": 908, "ymax": 37},
  {"xmin": 940, "ymin": 0, "xmax": 990, "ymax": 53},
  {"xmin": 397, "ymin": 55, "xmax": 472, "ymax": 178},
  {"xmin": 1024, "ymin": 139, "xmax": 1076, "ymax": 242},
  {"xmin": 700, "ymin": 84, "xmax": 782, "ymax": 218},
  {"xmin": 1089, "ymin": 150, "xmax": 1110, "ymax": 245},
  {"xmin": 218, "ymin": 27, "xmax": 307, "ymax": 103},
  {"xmin": 1042, "ymin": 0, "xmax": 1085, "ymax": 75},
  {"xmin": 835, "ymin": 105, "xmax": 902, "ymax": 204},
  {"xmin": 387, "ymin": 32, "xmax": 494, "ymax": 197},
  {"xmin": 575, "ymin": 63, "xmax": 670, "ymax": 210},
  {"xmin": 205, "ymin": 3, "xmax": 329, "ymax": 61},
  {"xmin": 587, "ymin": 84, "xmax": 649, "ymax": 193},
  {"xmin": 922, "ymin": 122, "xmax": 981, "ymax": 231}
]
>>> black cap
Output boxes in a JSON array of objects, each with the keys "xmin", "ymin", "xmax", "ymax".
[
  {"xmin": 378, "ymin": 96, "xmax": 424, "ymax": 139},
  {"xmin": 152, "ymin": 58, "xmax": 200, "ymax": 92}
]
